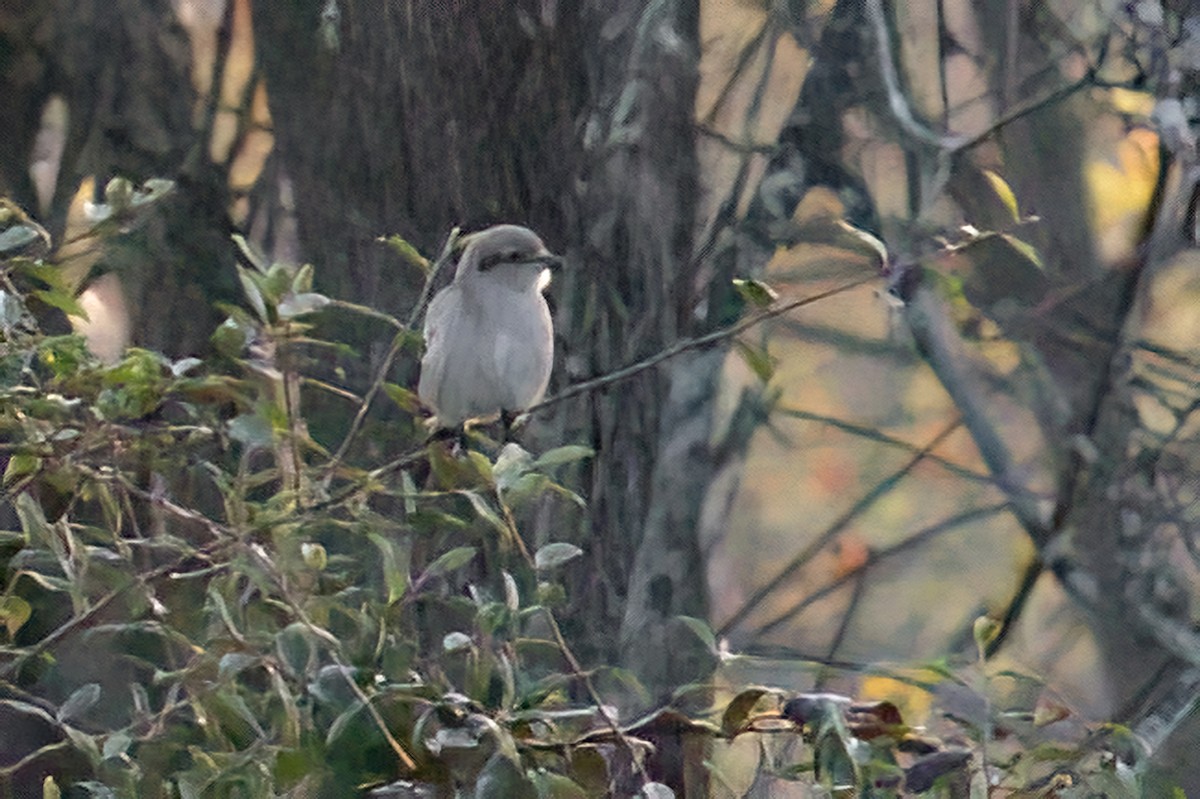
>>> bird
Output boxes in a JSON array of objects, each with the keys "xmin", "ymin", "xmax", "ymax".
[{"xmin": 418, "ymin": 224, "xmax": 559, "ymax": 429}]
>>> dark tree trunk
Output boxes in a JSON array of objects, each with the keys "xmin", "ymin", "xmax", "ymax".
[
  {"xmin": 0, "ymin": 0, "xmax": 236, "ymax": 357},
  {"xmin": 251, "ymin": 3, "xmax": 724, "ymax": 711}
]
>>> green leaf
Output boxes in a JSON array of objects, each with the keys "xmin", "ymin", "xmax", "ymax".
[
  {"xmin": 534, "ymin": 543, "xmax": 584, "ymax": 571},
  {"xmin": 212, "ymin": 317, "xmax": 248, "ymax": 358},
  {"xmin": 734, "ymin": 340, "xmax": 775, "ymax": 383},
  {"xmin": 228, "ymin": 412, "xmax": 274, "ymax": 448},
  {"xmin": 32, "ymin": 287, "xmax": 86, "ymax": 319},
  {"xmin": 982, "ymin": 169, "xmax": 1020, "ymax": 221},
  {"xmin": 721, "ymin": 687, "xmax": 770, "ymax": 737},
  {"xmin": 475, "ymin": 751, "xmax": 535, "ymax": 799},
  {"xmin": 676, "ymin": 616, "xmax": 717, "ymax": 655},
  {"xmin": 383, "ymin": 382, "xmax": 422, "ymax": 414},
  {"xmin": 973, "ymin": 616, "xmax": 1002, "ymax": 659},
  {"xmin": 42, "ymin": 776, "xmax": 61, "ymax": 799},
  {"xmin": 532, "ymin": 445, "xmax": 594, "ymax": 470},
  {"xmin": 493, "ymin": 443, "xmax": 534, "ymax": 490},
  {"xmin": 3, "ymin": 453, "xmax": 41, "ymax": 486},
  {"xmin": 325, "ymin": 699, "xmax": 367, "ymax": 748},
  {"xmin": 999, "ymin": 233, "xmax": 1044, "ymax": 270},
  {"xmin": 421, "ymin": 546, "xmax": 478, "ymax": 580},
  {"xmin": 275, "ymin": 623, "xmax": 316, "ymax": 678},
  {"xmin": 378, "ymin": 234, "xmax": 431, "ymax": 274},
  {"xmin": 217, "ymin": 652, "xmax": 260, "ymax": 681},
  {"xmin": 235, "ymin": 265, "xmax": 268, "ymax": 322},
  {"xmin": 530, "ymin": 770, "xmax": 590, "ymax": 799},
  {"xmin": 277, "ymin": 292, "xmax": 331, "ymax": 319},
  {"xmin": 57, "ymin": 683, "xmax": 101, "ymax": 723},
  {"xmin": 732, "ymin": 277, "xmax": 779, "ymax": 308},
  {"xmin": 102, "ymin": 731, "xmax": 132, "ymax": 760},
  {"xmin": 300, "ymin": 542, "xmax": 328, "ymax": 571},
  {"xmin": 0, "ymin": 595, "xmax": 31, "ymax": 637},
  {"xmin": 292, "ymin": 263, "xmax": 315, "ymax": 294},
  {"xmin": 459, "ymin": 491, "xmax": 507, "ymax": 535},
  {"xmin": 232, "ymin": 233, "xmax": 269, "ymax": 273},
  {"xmin": 368, "ymin": 532, "xmax": 410, "ymax": 604}
]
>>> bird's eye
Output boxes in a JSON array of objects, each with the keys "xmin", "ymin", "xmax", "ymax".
[{"xmin": 506, "ymin": 250, "xmax": 522, "ymax": 261}]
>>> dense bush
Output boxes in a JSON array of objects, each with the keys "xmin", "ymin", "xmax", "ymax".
[{"xmin": 0, "ymin": 197, "xmax": 1180, "ymax": 797}]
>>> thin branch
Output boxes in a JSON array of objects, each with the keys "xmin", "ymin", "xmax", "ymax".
[
  {"xmin": 864, "ymin": 0, "xmax": 967, "ymax": 150},
  {"xmin": 530, "ymin": 274, "xmax": 877, "ymax": 414},
  {"xmin": 246, "ymin": 543, "xmax": 418, "ymax": 771},
  {"xmin": 717, "ymin": 418, "xmax": 963, "ymax": 637},
  {"xmin": 903, "ymin": 285, "xmax": 1050, "ymax": 545},
  {"xmin": 321, "ymin": 229, "xmax": 460, "ymax": 479},
  {"xmin": 776, "ymin": 406, "xmax": 999, "ymax": 485},
  {"xmin": 749, "ymin": 502, "xmax": 1010, "ymax": 640}
]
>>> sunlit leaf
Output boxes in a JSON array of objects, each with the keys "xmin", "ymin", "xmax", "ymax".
[
  {"xmin": 378, "ymin": 234, "xmax": 431, "ymax": 274},
  {"xmin": 982, "ymin": 169, "xmax": 1020, "ymax": 221},
  {"xmin": 459, "ymin": 491, "xmax": 508, "ymax": 535},
  {"xmin": 973, "ymin": 616, "xmax": 1002, "ymax": 658},
  {"xmin": 502, "ymin": 570, "xmax": 520, "ymax": 611},
  {"xmin": 383, "ymin": 382, "xmax": 422, "ymax": 414},
  {"xmin": 721, "ymin": 687, "xmax": 770, "ymax": 737},
  {"xmin": 732, "ymin": 277, "xmax": 779, "ymax": 308},
  {"xmin": 301, "ymin": 541, "xmax": 328, "ymax": 571},
  {"xmin": 0, "ymin": 595, "xmax": 32, "ymax": 638},
  {"xmin": 4, "ymin": 453, "xmax": 41, "ymax": 486},
  {"xmin": 734, "ymin": 340, "xmax": 775, "ymax": 383},
  {"xmin": 999, "ymin": 233, "xmax": 1044, "ymax": 271},
  {"xmin": 493, "ymin": 443, "xmax": 534, "ymax": 490},
  {"xmin": 834, "ymin": 220, "xmax": 889, "ymax": 267}
]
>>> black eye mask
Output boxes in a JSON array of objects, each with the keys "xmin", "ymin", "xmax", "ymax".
[{"xmin": 477, "ymin": 250, "xmax": 561, "ymax": 272}]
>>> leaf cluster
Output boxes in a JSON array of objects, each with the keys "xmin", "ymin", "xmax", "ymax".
[{"xmin": 0, "ymin": 195, "xmax": 1182, "ymax": 797}]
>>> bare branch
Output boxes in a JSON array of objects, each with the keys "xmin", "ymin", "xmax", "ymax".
[{"xmin": 718, "ymin": 418, "xmax": 964, "ymax": 637}]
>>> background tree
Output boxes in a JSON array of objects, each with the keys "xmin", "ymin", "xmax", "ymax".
[{"xmin": 1, "ymin": 0, "xmax": 1199, "ymax": 794}]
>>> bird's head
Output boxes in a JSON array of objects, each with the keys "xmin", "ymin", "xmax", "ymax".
[{"xmin": 455, "ymin": 224, "xmax": 560, "ymax": 292}]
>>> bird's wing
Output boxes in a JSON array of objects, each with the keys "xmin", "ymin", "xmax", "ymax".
[{"xmin": 418, "ymin": 286, "xmax": 457, "ymax": 413}]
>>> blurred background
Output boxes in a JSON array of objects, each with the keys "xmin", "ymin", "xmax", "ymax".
[{"xmin": 2, "ymin": 0, "xmax": 1199, "ymax": 794}]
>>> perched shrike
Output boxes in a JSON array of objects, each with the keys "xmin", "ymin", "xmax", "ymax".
[{"xmin": 418, "ymin": 225, "xmax": 559, "ymax": 427}]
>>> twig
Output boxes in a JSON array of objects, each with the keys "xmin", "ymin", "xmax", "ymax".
[
  {"xmin": 244, "ymin": 543, "xmax": 418, "ymax": 771},
  {"xmin": 776, "ymin": 406, "xmax": 998, "ymax": 485},
  {"xmin": 749, "ymin": 502, "xmax": 1011, "ymax": 640},
  {"xmin": 718, "ymin": 418, "xmax": 963, "ymax": 637},
  {"xmin": 864, "ymin": 0, "xmax": 967, "ymax": 151},
  {"xmin": 530, "ymin": 274, "xmax": 876, "ymax": 414},
  {"xmin": 322, "ymin": 228, "xmax": 460, "ymax": 479},
  {"xmin": 539, "ymin": 606, "xmax": 652, "ymax": 786}
]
